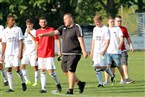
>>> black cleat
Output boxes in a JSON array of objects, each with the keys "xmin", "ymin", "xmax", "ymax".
[
  {"xmin": 56, "ymin": 84, "xmax": 62, "ymax": 92},
  {"xmin": 111, "ymin": 74, "xmax": 115, "ymax": 85},
  {"xmin": 78, "ymin": 81, "xmax": 86, "ymax": 94},
  {"xmin": 22, "ymin": 83, "xmax": 27, "ymax": 91},
  {"xmin": 97, "ymin": 84, "xmax": 103, "ymax": 87},
  {"xmin": 40, "ymin": 90, "xmax": 46, "ymax": 93},
  {"xmin": 66, "ymin": 90, "xmax": 73, "ymax": 95},
  {"xmin": 6, "ymin": 89, "xmax": 14, "ymax": 92},
  {"xmin": 4, "ymin": 81, "xmax": 8, "ymax": 86}
]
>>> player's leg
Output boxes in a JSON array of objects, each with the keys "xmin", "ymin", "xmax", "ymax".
[
  {"xmin": 0, "ymin": 63, "xmax": 8, "ymax": 86},
  {"xmin": 46, "ymin": 57, "xmax": 61, "ymax": 92},
  {"xmin": 93, "ymin": 54, "xmax": 103, "ymax": 87},
  {"xmin": 5, "ymin": 56, "xmax": 14, "ymax": 92},
  {"xmin": 30, "ymin": 55, "xmax": 39, "ymax": 86},
  {"xmin": 38, "ymin": 58, "xmax": 47, "ymax": 93},
  {"xmin": 113, "ymin": 54, "xmax": 126, "ymax": 84},
  {"xmin": 121, "ymin": 51, "xmax": 134, "ymax": 84},
  {"xmin": 13, "ymin": 56, "xmax": 26, "ymax": 91},
  {"xmin": 21, "ymin": 55, "xmax": 31, "ymax": 85}
]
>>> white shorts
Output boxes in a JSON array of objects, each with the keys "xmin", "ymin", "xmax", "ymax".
[
  {"xmin": 21, "ymin": 54, "xmax": 38, "ymax": 66},
  {"xmin": 93, "ymin": 53, "xmax": 107, "ymax": 67},
  {"xmin": 5, "ymin": 55, "xmax": 20, "ymax": 67},
  {"xmin": 38, "ymin": 57, "xmax": 56, "ymax": 70}
]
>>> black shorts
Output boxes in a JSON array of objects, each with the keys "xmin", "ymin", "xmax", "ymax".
[{"xmin": 61, "ymin": 55, "xmax": 81, "ymax": 73}]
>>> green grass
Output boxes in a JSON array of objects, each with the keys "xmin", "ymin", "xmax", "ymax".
[{"xmin": 0, "ymin": 51, "xmax": 145, "ymax": 97}]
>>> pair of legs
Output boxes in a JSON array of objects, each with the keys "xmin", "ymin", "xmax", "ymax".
[
  {"xmin": 5, "ymin": 55, "xmax": 27, "ymax": 92},
  {"xmin": 61, "ymin": 55, "xmax": 85, "ymax": 94},
  {"xmin": 104, "ymin": 54, "xmax": 125, "ymax": 84},
  {"xmin": 6, "ymin": 66, "xmax": 27, "ymax": 92},
  {"xmin": 38, "ymin": 57, "xmax": 61, "ymax": 93},
  {"xmin": 105, "ymin": 52, "xmax": 134, "ymax": 84},
  {"xmin": 21, "ymin": 64, "xmax": 39, "ymax": 86},
  {"xmin": 21, "ymin": 54, "xmax": 39, "ymax": 86},
  {"xmin": 0, "ymin": 63, "xmax": 8, "ymax": 86}
]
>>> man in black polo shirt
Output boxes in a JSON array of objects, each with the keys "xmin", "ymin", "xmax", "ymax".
[{"xmin": 38, "ymin": 13, "xmax": 88, "ymax": 95}]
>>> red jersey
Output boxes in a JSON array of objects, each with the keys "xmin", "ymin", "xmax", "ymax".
[
  {"xmin": 35, "ymin": 27, "xmax": 58, "ymax": 58},
  {"xmin": 120, "ymin": 26, "xmax": 129, "ymax": 51}
]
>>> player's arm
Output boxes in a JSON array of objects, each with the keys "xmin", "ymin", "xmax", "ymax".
[
  {"xmin": 119, "ymin": 36, "xmax": 123, "ymax": 49},
  {"xmin": 18, "ymin": 39, "xmax": 23, "ymax": 60},
  {"xmin": 78, "ymin": 37, "xmax": 88, "ymax": 59},
  {"xmin": 35, "ymin": 41, "xmax": 38, "ymax": 61},
  {"xmin": 1, "ymin": 42, "xmax": 6, "ymax": 62},
  {"xmin": 38, "ymin": 30, "xmax": 59, "ymax": 38},
  {"xmin": 55, "ymin": 37, "xmax": 62, "ymax": 57},
  {"xmin": 126, "ymin": 37, "xmax": 134, "ymax": 53},
  {"xmin": 28, "ymin": 32, "xmax": 36, "ymax": 41},
  {"xmin": 90, "ymin": 39, "xmax": 95, "ymax": 59},
  {"xmin": 102, "ymin": 39, "xmax": 110, "ymax": 56}
]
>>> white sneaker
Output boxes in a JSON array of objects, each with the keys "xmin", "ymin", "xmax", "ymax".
[
  {"xmin": 103, "ymin": 81, "xmax": 109, "ymax": 85},
  {"xmin": 119, "ymin": 80, "xmax": 126, "ymax": 84}
]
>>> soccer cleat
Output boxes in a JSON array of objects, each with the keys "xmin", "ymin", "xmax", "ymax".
[
  {"xmin": 78, "ymin": 81, "xmax": 86, "ymax": 94},
  {"xmin": 26, "ymin": 80, "xmax": 31, "ymax": 85},
  {"xmin": 5, "ymin": 89, "xmax": 14, "ymax": 92},
  {"xmin": 66, "ymin": 90, "xmax": 73, "ymax": 95},
  {"xmin": 4, "ymin": 81, "xmax": 8, "ymax": 86},
  {"xmin": 22, "ymin": 83, "xmax": 27, "ymax": 91},
  {"xmin": 56, "ymin": 84, "xmax": 62, "ymax": 92},
  {"xmin": 125, "ymin": 78, "xmax": 134, "ymax": 84},
  {"xmin": 111, "ymin": 75, "xmax": 115, "ymax": 85},
  {"xmin": 97, "ymin": 84, "xmax": 103, "ymax": 87},
  {"xmin": 119, "ymin": 80, "xmax": 126, "ymax": 84},
  {"xmin": 40, "ymin": 89, "xmax": 46, "ymax": 93},
  {"xmin": 32, "ymin": 82, "xmax": 38, "ymax": 86}
]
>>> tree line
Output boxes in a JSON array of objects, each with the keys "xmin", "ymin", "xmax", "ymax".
[{"xmin": 0, "ymin": 0, "xmax": 144, "ymax": 32}]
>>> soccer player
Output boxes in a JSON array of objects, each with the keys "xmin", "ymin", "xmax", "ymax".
[
  {"xmin": 0, "ymin": 25, "xmax": 8, "ymax": 86},
  {"xmin": 114, "ymin": 16, "xmax": 134, "ymax": 84},
  {"xmin": 1, "ymin": 15, "xmax": 27, "ymax": 92},
  {"xmin": 104, "ymin": 16, "xmax": 125, "ymax": 85},
  {"xmin": 21, "ymin": 19, "xmax": 39, "ymax": 86},
  {"xmin": 90, "ymin": 15, "xmax": 115, "ymax": 87},
  {"xmin": 35, "ymin": 17, "xmax": 62, "ymax": 93},
  {"xmin": 38, "ymin": 13, "xmax": 88, "ymax": 95}
]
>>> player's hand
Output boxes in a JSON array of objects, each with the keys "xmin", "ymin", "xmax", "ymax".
[
  {"xmin": 26, "ymin": 28, "xmax": 30, "ymax": 34},
  {"xmin": 90, "ymin": 52, "xmax": 93, "ymax": 59},
  {"xmin": 18, "ymin": 54, "xmax": 22, "ymax": 61},
  {"xmin": 0, "ymin": 57, "xmax": 4, "ymax": 63},
  {"xmin": 35, "ymin": 55, "xmax": 38, "ymax": 61},
  {"xmin": 83, "ymin": 51, "xmax": 88, "ymax": 59},
  {"xmin": 38, "ymin": 34, "xmax": 44, "ymax": 38},
  {"xmin": 130, "ymin": 46, "xmax": 134, "ymax": 53},
  {"xmin": 101, "ymin": 50, "xmax": 106, "ymax": 56}
]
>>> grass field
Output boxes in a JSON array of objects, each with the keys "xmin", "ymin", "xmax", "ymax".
[{"xmin": 0, "ymin": 51, "xmax": 145, "ymax": 97}]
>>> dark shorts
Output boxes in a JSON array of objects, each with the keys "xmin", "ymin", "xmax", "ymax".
[
  {"xmin": 121, "ymin": 51, "xmax": 128, "ymax": 65},
  {"xmin": 61, "ymin": 55, "xmax": 81, "ymax": 73}
]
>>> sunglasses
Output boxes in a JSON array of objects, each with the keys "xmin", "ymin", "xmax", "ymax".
[{"xmin": 117, "ymin": 20, "xmax": 122, "ymax": 22}]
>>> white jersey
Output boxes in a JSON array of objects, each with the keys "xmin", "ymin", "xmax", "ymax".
[
  {"xmin": 23, "ymin": 29, "xmax": 36, "ymax": 55},
  {"xmin": 0, "ymin": 25, "xmax": 4, "ymax": 54},
  {"xmin": 93, "ymin": 25, "xmax": 110, "ymax": 54},
  {"xmin": 2, "ymin": 25, "xmax": 23, "ymax": 56},
  {"xmin": 107, "ymin": 26, "xmax": 123, "ymax": 54}
]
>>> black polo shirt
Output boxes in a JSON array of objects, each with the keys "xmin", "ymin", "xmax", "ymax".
[{"xmin": 57, "ymin": 24, "xmax": 83, "ymax": 54}]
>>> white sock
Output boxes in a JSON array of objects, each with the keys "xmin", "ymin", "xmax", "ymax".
[
  {"xmin": 34, "ymin": 71, "xmax": 39, "ymax": 83},
  {"xmin": 17, "ymin": 70, "xmax": 25, "ymax": 83},
  {"xmin": 41, "ymin": 72, "xmax": 46, "ymax": 90},
  {"xmin": 49, "ymin": 71, "xmax": 60, "ymax": 85},
  {"xmin": 96, "ymin": 71, "xmax": 102, "ymax": 85},
  {"xmin": 21, "ymin": 69, "xmax": 30, "ymax": 82},
  {"xmin": 1, "ymin": 68, "xmax": 8, "ymax": 82},
  {"xmin": 105, "ymin": 68, "xmax": 114, "ymax": 77},
  {"xmin": 7, "ymin": 72, "xmax": 14, "ymax": 90}
]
